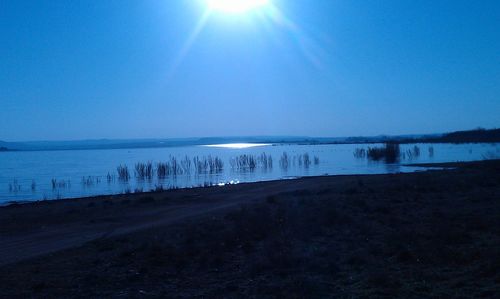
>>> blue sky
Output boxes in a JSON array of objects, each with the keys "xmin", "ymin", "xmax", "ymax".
[{"xmin": 1, "ymin": 0, "xmax": 499, "ymax": 141}]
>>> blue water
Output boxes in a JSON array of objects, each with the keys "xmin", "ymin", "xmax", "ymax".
[{"xmin": 0, "ymin": 143, "xmax": 498, "ymax": 204}]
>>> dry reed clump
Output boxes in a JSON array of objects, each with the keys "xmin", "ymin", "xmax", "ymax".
[
  {"xmin": 51, "ymin": 179, "xmax": 71, "ymax": 190},
  {"xmin": 401, "ymin": 145, "xmax": 421, "ymax": 160},
  {"xmin": 193, "ymin": 156, "xmax": 224, "ymax": 174},
  {"xmin": 354, "ymin": 148, "xmax": 367, "ymax": 159},
  {"xmin": 428, "ymin": 146, "xmax": 434, "ymax": 157},
  {"xmin": 230, "ymin": 153, "xmax": 273, "ymax": 171},
  {"xmin": 280, "ymin": 152, "xmax": 290, "ymax": 170},
  {"xmin": 117, "ymin": 165, "xmax": 130, "ymax": 181},
  {"xmin": 366, "ymin": 143, "xmax": 401, "ymax": 163},
  {"xmin": 8, "ymin": 179, "xmax": 21, "ymax": 193},
  {"xmin": 156, "ymin": 156, "xmax": 192, "ymax": 179},
  {"xmin": 135, "ymin": 162, "xmax": 154, "ymax": 180},
  {"xmin": 81, "ymin": 176, "xmax": 101, "ymax": 187},
  {"xmin": 279, "ymin": 152, "xmax": 318, "ymax": 170}
]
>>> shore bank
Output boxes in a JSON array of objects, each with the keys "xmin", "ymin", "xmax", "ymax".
[{"xmin": 0, "ymin": 160, "xmax": 499, "ymax": 298}]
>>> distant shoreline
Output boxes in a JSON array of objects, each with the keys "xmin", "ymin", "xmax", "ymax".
[
  {"xmin": 2, "ymin": 140, "xmax": 499, "ymax": 153},
  {"xmin": 1, "ymin": 128, "xmax": 498, "ymax": 152}
]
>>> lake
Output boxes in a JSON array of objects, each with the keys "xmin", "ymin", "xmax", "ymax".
[{"xmin": 0, "ymin": 143, "xmax": 498, "ymax": 204}]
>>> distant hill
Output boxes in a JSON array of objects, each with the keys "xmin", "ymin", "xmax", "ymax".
[
  {"xmin": 0, "ymin": 136, "xmax": 311, "ymax": 152},
  {"xmin": 436, "ymin": 128, "xmax": 500, "ymax": 143},
  {"xmin": 0, "ymin": 128, "xmax": 497, "ymax": 151},
  {"xmin": 400, "ymin": 128, "xmax": 500, "ymax": 144}
]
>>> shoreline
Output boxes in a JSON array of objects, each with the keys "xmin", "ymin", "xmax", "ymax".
[
  {"xmin": 1, "ymin": 160, "xmax": 478, "ymax": 207},
  {"xmin": 1, "ymin": 159, "xmax": 499, "ymax": 297}
]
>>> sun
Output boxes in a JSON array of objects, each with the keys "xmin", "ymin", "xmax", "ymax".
[{"xmin": 206, "ymin": 0, "xmax": 270, "ymax": 14}]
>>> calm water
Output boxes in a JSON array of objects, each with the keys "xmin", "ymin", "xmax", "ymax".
[{"xmin": 0, "ymin": 143, "xmax": 498, "ymax": 204}]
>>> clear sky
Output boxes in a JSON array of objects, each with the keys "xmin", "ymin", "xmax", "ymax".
[{"xmin": 1, "ymin": 0, "xmax": 499, "ymax": 141}]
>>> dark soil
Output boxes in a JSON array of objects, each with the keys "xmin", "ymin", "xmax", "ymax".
[{"xmin": 0, "ymin": 160, "xmax": 499, "ymax": 298}]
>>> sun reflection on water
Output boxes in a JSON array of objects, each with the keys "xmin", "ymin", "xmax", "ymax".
[{"xmin": 202, "ymin": 143, "xmax": 271, "ymax": 149}]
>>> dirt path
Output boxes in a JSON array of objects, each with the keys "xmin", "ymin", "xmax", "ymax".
[
  {"xmin": 0, "ymin": 178, "xmax": 311, "ymax": 266},
  {"xmin": 0, "ymin": 203, "xmax": 228, "ymax": 266}
]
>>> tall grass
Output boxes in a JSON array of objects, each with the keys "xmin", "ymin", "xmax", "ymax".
[
  {"xmin": 353, "ymin": 148, "xmax": 367, "ymax": 159},
  {"xmin": 279, "ymin": 152, "xmax": 290, "ymax": 170},
  {"xmin": 8, "ymin": 180, "xmax": 21, "ymax": 193},
  {"xmin": 301, "ymin": 153, "xmax": 311, "ymax": 168},
  {"xmin": 402, "ymin": 145, "xmax": 421, "ymax": 160},
  {"xmin": 82, "ymin": 176, "xmax": 100, "ymax": 187},
  {"xmin": 258, "ymin": 152, "xmax": 273, "ymax": 169},
  {"xmin": 357, "ymin": 144, "xmax": 433, "ymax": 162},
  {"xmin": 230, "ymin": 153, "xmax": 273, "ymax": 171},
  {"xmin": 230, "ymin": 154, "xmax": 257, "ymax": 171},
  {"xmin": 106, "ymin": 172, "xmax": 115, "ymax": 183},
  {"xmin": 117, "ymin": 165, "xmax": 130, "ymax": 181},
  {"xmin": 193, "ymin": 156, "xmax": 208, "ymax": 174},
  {"xmin": 51, "ymin": 179, "xmax": 70, "ymax": 190},
  {"xmin": 279, "ymin": 152, "xmax": 318, "ymax": 170},
  {"xmin": 208, "ymin": 156, "xmax": 224, "ymax": 173},
  {"xmin": 156, "ymin": 162, "xmax": 169, "ymax": 179},
  {"xmin": 193, "ymin": 156, "xmax": 223, "ymax": 174},
  {"xmin": 366, "ymin": 143, "xmax": 401, "ymax": 163},
  {"xmin": 135, "ymin": 162, "xmax": 154, "ymax": 180},
  {"xmin": 156, "ymin": 156, "xmax": 192, "ymax": 179},
  {"xmin": 181, "ymin": 156, "xmax": 192, "ymax": 174},
  {"xmin": 428, "ymin": 146, "xmax": 434, "ymax": 157},
  {"xmin": 170, "ymin": 157, "xmax": 181, "ymax": 176}
]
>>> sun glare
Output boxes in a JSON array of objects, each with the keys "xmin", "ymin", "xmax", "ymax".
[
  {"xmin": 207, "ymin": 0, "xmax": 270, "ymax": 13},
  {"xmin": 203, "ymin": 143, "xmax": 270, "ymax": 149}
]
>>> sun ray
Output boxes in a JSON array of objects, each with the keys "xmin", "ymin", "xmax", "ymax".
[
  {"xmin": 264, "ymin": 3, "xmax": 326, "ymax": 69},
  {"xmin": 168, "ymin": 9, "xmax": 212, "ymax": 77},
  {"xmin": 169, "ymin": 0, "xmax": 326, "ymax": 77}
]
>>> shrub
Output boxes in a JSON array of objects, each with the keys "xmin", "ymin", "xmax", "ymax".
[{"xmin": 367, "ymin": 143, "xmax": 401, "ymax": 163}]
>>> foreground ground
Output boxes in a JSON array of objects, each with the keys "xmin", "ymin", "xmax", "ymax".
[{"xmin": 0, "ymin": 160, "xmax": 499, "ymax": 298}]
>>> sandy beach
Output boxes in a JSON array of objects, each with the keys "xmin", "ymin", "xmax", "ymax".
[{"xmin": 0, "ymin": 160, "xmax": 499, "ymax": 298}]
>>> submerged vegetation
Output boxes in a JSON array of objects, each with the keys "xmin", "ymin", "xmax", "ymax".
[
  {"xmin": 11, "ymin": 152, "xmax": 321, "ymax": 197},
  {"xmin": 81, "ymin": 176, "xmax": 101, "ymax": 187},
  {"xmin": 279, "ymin": 152, "xmax": 319, "ymax": 170},
  {"xmin": 279, "ymin": 152, "xmax": 290, "ymax": 169},
  {"xmin": 135, "ymin": 162, "xmax": 154, "ymax": 180},
  {"xmin": 193, "ymin": 156, "xmax": 224, "ymax": 174},
  {"xmin": 355, "ymin": 144, "xmax": 437, "ymax": 163},
  {"xmin": 157, "ymin": 156, "xmax": 194, "ymax": 178},
  {"xmin": 230, "ymin": 153, "xmax": 273, "ymax": 171},
  {"xmin": 106, "ymin": 173, "xmax": 115, "ymax": 184},
  {"xmin": 366, "ymin": 143, "xmax": 401, "ymax": 163},
  {"xmin": 51, "ymin": 179, "xmax": 70, "ymax": 190},
  {"xmin": 117, "ymin": 165, "xmax": 130, "ymax": 182},
  {"xmin": 401, "ymin": 145, "xmax": 421, "ymax": 160},
  {"xmin": 428, "ymin": 146, "xmax": 434, "ymax": 157},
  {"xmin": 353, "ymin": 148, "xmax": 367, "ymax": 159},
  {"xmin": 5, "ymin": 143, "xmax": 500, "ymax": 202},
  {"xmin": 8, "ymin": 180, "xmax": 21, "ymax": 193}
]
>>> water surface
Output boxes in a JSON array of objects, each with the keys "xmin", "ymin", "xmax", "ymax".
[{"xmin": 0, "ymin": 143, "xmax": 498, "ymax": 204}]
